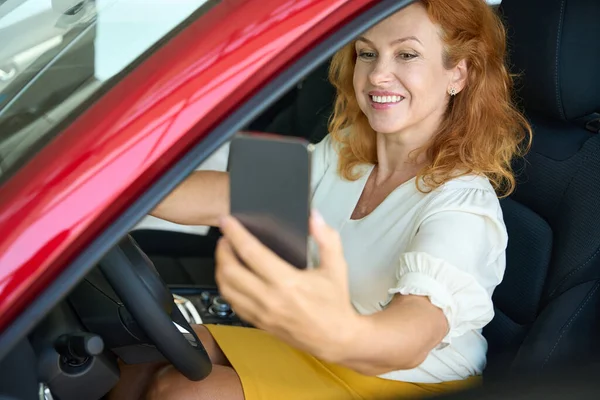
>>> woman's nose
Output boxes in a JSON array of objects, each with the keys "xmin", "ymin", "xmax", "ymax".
[{"xmin": 368, "ymin": 59, "xmax": 394, "ymax": 86}]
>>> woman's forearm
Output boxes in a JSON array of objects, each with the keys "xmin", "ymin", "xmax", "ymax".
[
  {"xmin": 150, "ymin": 170, "xmax": 230, "ymax": 227},
  {"xmin": 321, "ymin": 295, "xmax": 448, "ymax": 376}
]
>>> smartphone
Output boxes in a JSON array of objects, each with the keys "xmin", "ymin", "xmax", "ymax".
[{"xmin": 228, "ymin": 132, "xmax": 314, "ymax": 269}]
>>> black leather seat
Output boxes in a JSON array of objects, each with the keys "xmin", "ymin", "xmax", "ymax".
[
  {"xmin": 261, "ymin": 60, "xmax": 334, "ymax": 144},
  {"xmin": 483, "ymin": 0, "xmax": 600, "ymax": 378},
  {"xmin": 131, "ymin": 229, "xmax": 220, "ymax": 287}
]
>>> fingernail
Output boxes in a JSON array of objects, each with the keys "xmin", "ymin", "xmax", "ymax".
[{"xmin": 311, "ymin": 209, "xmax": 325, "ymax": 226}]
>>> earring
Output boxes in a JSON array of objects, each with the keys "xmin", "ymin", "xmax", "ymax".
[{"xmin": 448, "ymin": 86, "xmax": 457, "ymax": 96}]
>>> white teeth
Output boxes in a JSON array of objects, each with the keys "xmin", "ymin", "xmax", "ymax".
[{"xmin": 371, "ymin": 95, "xmax": 403, "ymax": 104}]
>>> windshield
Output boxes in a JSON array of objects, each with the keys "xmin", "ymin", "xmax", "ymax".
[{"xmin": 0, "ymin": 0, "xmax": 217, "ymax": 183}]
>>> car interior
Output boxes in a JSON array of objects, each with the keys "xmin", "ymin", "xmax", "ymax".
[
  {"xmin": 133, "ymin": 0, "xmax": 600, "ymax": 385},
  {"xmin": 1, "ymin": 0, "xmax": 600, "ymax": 399}
]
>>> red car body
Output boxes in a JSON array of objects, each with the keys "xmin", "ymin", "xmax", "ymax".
[{"xmin": 0, "ymin": 0, "xmax": 379, "ymax": 332}]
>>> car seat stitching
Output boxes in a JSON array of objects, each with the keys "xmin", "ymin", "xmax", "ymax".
[
  {"xmin": 548, "ymin": 141, "xmax": 600, "ymax": 298},
  {"xmin": 554, "ymin": 0, "xmax": 567, "ymax": 120},
  {"xmin": 542, "ymin": 281, "xmax": 600, "ymax": 368},
  {"xmin": 549, "ymin": 152, "xmax": 588, "ymax": 218},
  {"xmin": 550, "ymin": 244, "xmax": 600, "ymax": 299}
]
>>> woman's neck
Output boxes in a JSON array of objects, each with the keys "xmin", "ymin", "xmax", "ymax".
[
  {"xmin": 374, "ymin": 132, "xmax": 430, "ymax": 184},
  {"xmin": 373, "ymin": 111, "xmax": 443, "ymax": 177}
]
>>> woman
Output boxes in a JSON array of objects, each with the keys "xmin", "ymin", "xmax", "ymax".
[{"xmin": 111, "ymin": 0, "xmax": 531, "ymax": 399}]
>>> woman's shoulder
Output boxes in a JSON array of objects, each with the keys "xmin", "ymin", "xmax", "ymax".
[
  {"xmin": 311, "ymin": 130, "xmax": 348, "ymax": 169},
  {"xmin": 312, "ymin": 129, "xmax": 348, "ymax": 155},
  {"xmin": 438, "ymin": 174, "xmax": 497, "ymax": 193},
  {"xmin": 420, "ymin": 174, "xmax": 502, "ymax": 219},
  {"xmin": 310, "ymin": 132, "xmax": 344, "ymax": 191}
]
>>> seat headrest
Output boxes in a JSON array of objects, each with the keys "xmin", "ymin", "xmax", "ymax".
[{"xmin": 500, "ymin": 0, "xmax": 600, "ymax": 122}]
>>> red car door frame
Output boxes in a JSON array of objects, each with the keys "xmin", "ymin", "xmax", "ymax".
[{"xmin": 0, "ymin": 0, "xmax": 413, "ymax": 358}]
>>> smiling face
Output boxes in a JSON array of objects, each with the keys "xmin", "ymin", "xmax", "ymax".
[{"xmin": 353, "ymin": 2, "xmax": 465, "ymax": 142}]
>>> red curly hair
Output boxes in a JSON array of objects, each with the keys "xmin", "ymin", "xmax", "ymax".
[{"xmin": 328, "ymin": 0, "xmax": 532, "ymax": 197}]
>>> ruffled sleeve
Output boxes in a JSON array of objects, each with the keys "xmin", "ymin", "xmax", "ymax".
[{"xmin": 387, "ymin": 185, "xmax": 508, "ymax": 348}]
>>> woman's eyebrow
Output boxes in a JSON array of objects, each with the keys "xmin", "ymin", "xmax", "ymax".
[{"xmin": 356, "ymin": 36, "xmax": 423, "ymax": 46}]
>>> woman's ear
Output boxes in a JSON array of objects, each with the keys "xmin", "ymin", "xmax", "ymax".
[{"xmin": 449, "ymin": 59, "xmax": 468, "ymax": 94}]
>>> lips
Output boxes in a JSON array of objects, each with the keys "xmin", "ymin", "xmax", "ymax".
[
  {"xmin": 367, "ymin": 91, "xmax": 405, "ymax": 109},
  {"xmin": 370, "ymin": 94, "xmax": 404, "ymax": 104}
]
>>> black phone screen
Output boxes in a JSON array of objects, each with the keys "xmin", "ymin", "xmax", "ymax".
[{"xmin": 228, "ymin": 132, "xmax": 313, "ymax": 269}]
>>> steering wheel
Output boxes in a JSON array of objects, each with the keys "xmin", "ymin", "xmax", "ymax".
[{"xmin": 98, "ymin": 235, "xmax": 212, "ymax": 381}]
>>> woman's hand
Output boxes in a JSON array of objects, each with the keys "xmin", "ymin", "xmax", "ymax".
[{"xmin": 215, "ymin": 211, "xmax": 360, "ymax": 362}]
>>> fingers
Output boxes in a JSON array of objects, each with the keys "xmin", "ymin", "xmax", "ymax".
[
  {"xmin": 220, "ymin": 212, "xmax": 345, "ymax": 275},
  {"xmin": 215, "ymin": 237, "xmax": 268, "ymax": 304},
  {"xmin": 214, "ymin": 238, "xmax": 283, "ymax": 327},
  {"xmin": 219, "ymin": 216, "xmax": 296, "ymax": 281},
  {"xmin": 309, "ymin": 210, "xmax": 344, "ymax": 270}
]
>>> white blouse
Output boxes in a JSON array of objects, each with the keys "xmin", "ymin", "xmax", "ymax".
[{"xmin": 310, "ymin": 134, "xmax": 508, "ymax": 383}]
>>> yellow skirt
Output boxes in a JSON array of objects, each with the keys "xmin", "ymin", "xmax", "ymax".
[{"xmin": 204, "ymin": 324, "xmax": 480, "ymax": 400}]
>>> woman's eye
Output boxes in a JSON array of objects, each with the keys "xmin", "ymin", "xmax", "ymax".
[
  {"xmin": 358, "ymin": 51, "xmax": 376, "ymax": 60},
  {"xmin": 398, "ymin": 52, "xmax": 417, "ymax": 60}
]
